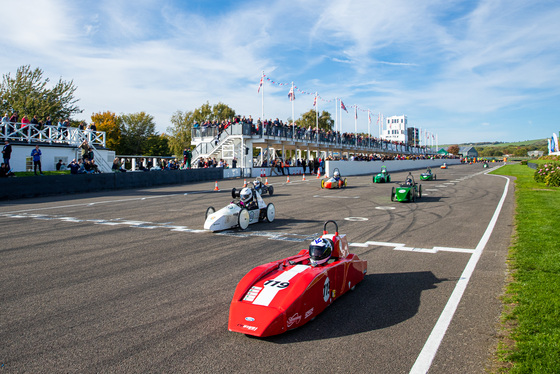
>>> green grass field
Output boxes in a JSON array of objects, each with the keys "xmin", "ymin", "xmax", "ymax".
[{"xmin": 491, "ymin": 164, "xmax": 560, "ymax": 373}]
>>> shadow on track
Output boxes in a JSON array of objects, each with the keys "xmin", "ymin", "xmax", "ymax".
[{"xmin": 261, "ymin": 271, "xmax": 446, "ymax": 343}]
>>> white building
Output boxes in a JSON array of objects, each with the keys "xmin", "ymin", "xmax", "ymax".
[{"xmin": 382, "ymin": 115, "xmax": 407, "ymax": 143}]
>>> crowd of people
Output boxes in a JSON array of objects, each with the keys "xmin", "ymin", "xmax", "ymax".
[{"xmin": 191, "ymin": 114, "xmax": 425, "ymax": 153}]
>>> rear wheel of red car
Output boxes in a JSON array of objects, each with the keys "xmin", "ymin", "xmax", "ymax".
[
  {"xmin": 321, "ymin": 179, "xmax": 325, "ymax": 188},
  {"xmin": 344, "ymin": 178, "xmax": 347, "ymax": 187},
  {"xmin": 238, "ymin": 208, "xmax": 250, "ymax": 230}
]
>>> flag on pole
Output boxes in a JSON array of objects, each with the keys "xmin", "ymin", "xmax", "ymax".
[
  {"xmin": 340, "ymin": 100, "xmax": 348, "ymax": 112},
  {"xmin": 257, "ymin": 75, "xmax": 263, "ymax": 93},
  {"xmin": 355, "ymin": 106, "xmax": 358, "ymax": 120},
  {"xmin": 313, "ymin": 95, "xmax": 317, "ymax": 107},
  {"xmin": 288, "ymin": 86, "xmax": 295, "ymax": 101},
  {"xmin": 368, "ymin": 111, "xmax": 371, "ymax": 124}
]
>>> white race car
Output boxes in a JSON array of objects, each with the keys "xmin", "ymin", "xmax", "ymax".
[{"xmin": 204, "ymin": 187, "xmax": 276, "ymax": 231}]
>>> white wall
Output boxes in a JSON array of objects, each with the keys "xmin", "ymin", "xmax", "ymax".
[
  {"xmin": 6, "ymin": 144, "xmax": 115, "ymax": 172},
  {"xmin": 324, "ymin": 159, "xmax": 461, "ymax": 177}
]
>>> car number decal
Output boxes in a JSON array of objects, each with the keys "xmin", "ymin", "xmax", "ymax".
[
  {"xmin": 323, "ymin": 276, "xmax": 330, "ymax": 302},
  {"xmin": 263, "ymin": 280, "xmax": 289, "ymax": 288},
  {"xmin": 252, "ymin": 265, "xmax": 309, "ymax": 306}
]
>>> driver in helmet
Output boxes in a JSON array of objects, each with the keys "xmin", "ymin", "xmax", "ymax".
[
  {"xmin": 239, "ymin": 187, "xmax": 257, "ymax": 209},
  {"xmin": 405, "ymin": 174, "xmax": 413, "ymax": 186},
  {"xmin": 308, "ymin": 238, "xmax": 333, "ymax": 266},
  {"xmin": 253, "ymin": 177, "xmax": 263, "ymax": 193},
  {"xmin": 332, "ymin": 170, "xmax": 341, "ymax": 181},
  {"xmin": 426, "ymin": 167, "xmax": 431, "ymax": 173}
]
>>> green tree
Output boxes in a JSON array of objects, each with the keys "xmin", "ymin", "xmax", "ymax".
[
  {"xmin": 0, "ymin": 65, "xmax": 81, "ymax": 120},
  {"xmin": 144, "ymin": 134, "xmax": 172, "ymax": 156},
  {"xmin": 168, "ymin": 110, "xmax": 194, "ymax": 158},
  {"xmin": 119, "ymin": 112, "xmax": 157, "ymax": 155},
  {"xmin": 297, "ymin": 109, "xmax": 334, "ymax": 131}
]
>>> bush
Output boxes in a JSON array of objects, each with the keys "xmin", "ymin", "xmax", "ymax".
[{"xmin": 534, "ymin": 162, "xmax": 560, "ymax": 187}]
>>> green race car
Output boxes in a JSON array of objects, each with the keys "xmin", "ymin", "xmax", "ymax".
[
  {"xmin": 373, "ymin": 166, "xmax": 391, "ymax": 183},
  {"xmin": 391, "ymin": 173, "xmax": 422, "ymax": 202},
  {"xmin": 419, "ymin": 167, "xmax": 436, "ymax": 181}
]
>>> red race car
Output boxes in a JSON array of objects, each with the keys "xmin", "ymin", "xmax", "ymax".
[
  {"xmin": 321, "ymin": 168, "xmax": 348, "ymax": 189},
  {"xmin": 228, "ymin": 221, "xmax": 367, "ymax": 337}
]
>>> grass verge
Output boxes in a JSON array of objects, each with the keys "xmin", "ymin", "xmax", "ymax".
[
  {"xmin": 491, "ymin": 164, "xmax": 560, "ymax": 373},
  {"xmin": 12, "ymin": 170, "xmax": 70, "ymax": 177}
]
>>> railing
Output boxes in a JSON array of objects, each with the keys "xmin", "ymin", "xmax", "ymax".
[
  {"xmin": 191, "ymin": 122, "xmax": 432, "ymax": 157},
  {"xmin": 1, "ymin": 122, "xmax": 106, "ymax": 147}
]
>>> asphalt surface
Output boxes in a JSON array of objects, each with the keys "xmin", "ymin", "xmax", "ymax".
[{"xmin": 0, "ymin": 163, "xmax": 513, "ymax": 373}]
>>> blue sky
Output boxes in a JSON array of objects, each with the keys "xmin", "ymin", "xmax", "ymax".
[{"xmin": 2, "ymin": 0, "xmax": 559, "ymax": 145}]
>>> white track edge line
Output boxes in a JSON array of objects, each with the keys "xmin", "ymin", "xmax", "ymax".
[{"xmin": 409, "ymin": 172, "xmax": 510, "ymax": 374}]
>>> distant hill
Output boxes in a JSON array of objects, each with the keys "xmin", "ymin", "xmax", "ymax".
[{"xmin": 440, "ymin": 139, "xmax": 547, "ymax": 149}]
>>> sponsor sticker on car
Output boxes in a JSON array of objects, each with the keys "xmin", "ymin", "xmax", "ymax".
[{"xmin": 287, "ymin": 313, "xmax": 302, "ymax": 327}]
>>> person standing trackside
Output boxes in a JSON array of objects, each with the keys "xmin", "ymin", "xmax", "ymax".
[
  {"xmin": 31, "ymin": 145, "xmax": 43, "ymax": 175},
  {"xmin": 2, "ymin": 140, "xmax": 12, "ymax": 169}
]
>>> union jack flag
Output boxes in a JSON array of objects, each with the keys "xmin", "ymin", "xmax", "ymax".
[
  {"xmin": 257, "ymin": 76, "xmax": 263, "ymax": 93},
  {"xmin": 340, "ymin": 100, "xmax": 348, "ymax": 112},
  {"xmin": 288, "ymin": 87, "xmax": 295, "ymax": 101}
]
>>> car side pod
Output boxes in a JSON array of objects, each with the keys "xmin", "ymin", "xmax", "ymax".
[{"xmin": 228, "ymin": 220, "xmax": 367, "ymax": 337}]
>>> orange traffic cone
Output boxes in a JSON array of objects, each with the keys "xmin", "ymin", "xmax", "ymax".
[
  {"xmin": 214, "ymin": 181, "xmax": 219, "ymax": 191},
  {"xmin": 317, "ymin": 171, "xmax": 321, "ymax": 179},
  {"xmin": 287, "ymin": 175, "xmax": 291, "ymax": 183},
  {"xmin": 243, "ymin": 179, "xmax": 247, "ymax": 187},
  {"xmin": 265, "ymin": 177, "xmax": 269, "ymax": 185},
  {"xmin": 302, "ymin": 174, "xmax": 306, "ymax": 181}
]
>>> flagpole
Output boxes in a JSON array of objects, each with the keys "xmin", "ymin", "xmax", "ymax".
[
  {"xmin": 261, "ymin": 71, "xmax": 264, "ymax": 122},
  {"xmin": 335, "ymin": 98, "xmax": 338, "ymax": 145},
  {"xmin": 368, "ymin": 109, "xmax": 371, "ymax": 148},
  {"xmin": 315, "ymin": 92, "xmax": 319, "ymax": 146},
  {"xmin": 291, "ymin": 82, "xmax": 295, "ymax": 141}
]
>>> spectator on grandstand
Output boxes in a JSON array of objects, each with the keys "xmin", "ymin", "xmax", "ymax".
[{"xmin": 79, "ymin": 140, "xmax": 89, "ymax": 160}]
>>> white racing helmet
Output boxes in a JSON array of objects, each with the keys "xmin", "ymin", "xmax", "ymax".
[
  {"xmin": 240, "ymin": 187, "xmax": 252, "ymax": 203},
  {"xmin": 333, "ymin": 170, "xmax": 340, "ymax": 178}
]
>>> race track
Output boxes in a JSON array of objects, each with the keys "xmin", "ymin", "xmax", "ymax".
[{"xmin": 0, "ymin": 163, "xmax": 513, "ymax": 373}]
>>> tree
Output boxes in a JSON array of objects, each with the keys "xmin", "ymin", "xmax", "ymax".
[
  {"xmin": 0, "ymin": 65, "xmax": 82, "ymax": 120},
  {"xmin": 168, "ymin": 110, "xmax": 194, "ymax": 158},
  {"xmin": 447, "ymin": 144, "xmax": 460, "ymax": 155},
  {"xmin": 144, "ymin": 134, "xmax": 172, "ymax": 156},
  {"xmin": 119, "ymin": 112, "xmax": 157, "ymax": 155},
  {"xmin": 91, "ymin": 111, "xmax": 122, "ymax": 153},
  {"xmin": 297, "ymin": 109, "xmax": 334, "ymax": 131}
]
